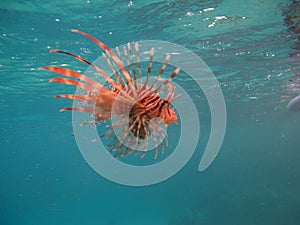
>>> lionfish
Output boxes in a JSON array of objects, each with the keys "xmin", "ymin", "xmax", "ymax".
[{"xmin": 40, "ymin": 30, "xmax": 180, "ymax": 159}]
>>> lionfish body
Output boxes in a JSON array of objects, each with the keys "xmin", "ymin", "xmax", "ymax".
[{"xmin": 40, "ymin": 30, "xmax": 180, "ymax": 159}]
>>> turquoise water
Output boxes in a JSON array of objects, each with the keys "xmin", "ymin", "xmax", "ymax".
[{"xmin": 1, "ymin": 0, "xmax": 300, "ymax": 224}]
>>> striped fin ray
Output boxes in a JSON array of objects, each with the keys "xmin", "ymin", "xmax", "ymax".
[
  {"xmin": 55, "ymin": 94, "xmax": 97, "ymax": 104},
  {"xmin": 105, "ymin": 48, "xmax": 127, "ymax": 87},
  {"xmin": 127, "ymin": 43, "xmax": 137, "ymax": 83},
  {"xmin": 143, "ymin": 48, "xmax": 154, "ymax": 88},
  {"xmin": 139, "ymin": 52, "xmax": 171, "ymax": 101},
  {"xmin": 59, "ymin": 106, "xmax": 95, "ymax": 113},
  {"xmin": 151, "ymin": 67, "xmax": 181, "ymax": 101},
  {"xmin": 40, "ymin": 66, "xmax": 105, "ymax": 90},
  {"xmin": 134, "ymin": 43, "xmax": 143, "ymax": 86},
  {"xmin": 71, "ymin": 29, "xmax": 139, "ymax": 99},
  {"xmin": 148, "ymin": 54, "xmax": 171, "ymax": 91},
  {"xmin": 49, "ymin": 49, "xmax": 138, "ymax": 106},
  {"xmin": 115, "ymin": 46, "xmax": 127, "ymax": 86},
  {"xmin": 49, "ymin": 50, "xmax": 121, "ymax": 90},
  {"xmin": 102, "ymin": 53, "xmax": 123, "ymax": 87},
  {"xmin": 123, "ymin": 46, "xmax": 133, "ymax": 79},
  {"xmin": 49, "ymin": 78, "xmax": 99, "ymax": 93}
]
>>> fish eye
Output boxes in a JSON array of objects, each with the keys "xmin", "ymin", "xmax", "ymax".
[{"xmin": 161, "ymin": 100, "xmax": 168, "ymax": 107}]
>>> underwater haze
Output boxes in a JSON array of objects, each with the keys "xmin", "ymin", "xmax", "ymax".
[{"xmin": 1, "ymin": 0, "xmax": 300, "ymax": 225}]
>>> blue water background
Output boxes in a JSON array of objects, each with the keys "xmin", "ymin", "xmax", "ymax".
[{"xmin": 1, "ymin": 0, "xmax": 300, "ymax": 224}]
